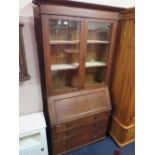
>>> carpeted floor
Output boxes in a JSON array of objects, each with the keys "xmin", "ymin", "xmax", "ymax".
[{"xmin": 67, "ymin": 136, "xmax": 135, "ymax": 155}]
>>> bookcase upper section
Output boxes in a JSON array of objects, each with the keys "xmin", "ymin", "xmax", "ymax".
[{"xmin": 34, "ymin": 3, "xmax": 119, "ymax": 95}]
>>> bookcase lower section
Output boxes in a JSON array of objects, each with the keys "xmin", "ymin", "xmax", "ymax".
[
  {"xmin": 51, "ymin": 112, "xmax": 109, "ymax": 155},
  {"xmin": 52, "ymin": 137, "xmax": 105, "ymax": 155},
  {"xmin": 109, "ymin": 116, "xmax": 135, "ymax": 147}
]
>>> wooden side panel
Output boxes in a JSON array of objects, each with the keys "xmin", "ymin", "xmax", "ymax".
[
  {"xmin": 109, "ymin": 8, "xmax": 135, "ymax": 146},
  {"xmin": 111, "ymin": 9, "xmax": 135, "ymax": 126}
]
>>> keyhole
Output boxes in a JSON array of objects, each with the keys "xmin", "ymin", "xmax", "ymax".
[{"xmin": 41, "ymin": 148, "xmax": 44, "ymax": 151}]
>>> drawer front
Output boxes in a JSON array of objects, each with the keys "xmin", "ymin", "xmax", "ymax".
[
  {"xmin": 70, "ymin": 130, "xmax": 93, "ymax": 142},
  {"xmin": 52, "ymin": 112, "xmax": 110, "ymax": 154},
  {"xmin": 69, "ymin": 115, "xmax": 95, "ymax": 129},
  {"xmin": 53, "ymin": 145, "xmax": 67, "ymax": 155},
  {"xmin": 96, "ymin": 112, "xmax": 109, "ymax": 121},
  {"xmin": 52, "ymin": 130, "xmax": 68, "ymax": 140},
  {"xmin": 95, "ymin": 120, "xmax": 108, "ymax": 128},
  {"xmin": 94, "ymin": 128, "xmax": 106, "ymax": 139},
  {"xmin": 53, "ymin": 138, "xmax": 67, "ymax": 148},
  {"xmin": 53, "ymin": 138, "xmax": 68, "ymax": 154},
  {"xmin": 54, "ymin": 123, "xmax": 68, "ymax": 132},
  {"xmin": 70, "ymin": 136, "xmax": 93, "ymax": 148},
  {"xmin": 69, "ymin": 124, "xmax": 93, "ymax": 137}
]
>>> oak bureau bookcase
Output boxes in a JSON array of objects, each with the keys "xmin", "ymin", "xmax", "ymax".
[{"xmin": 33, "ymin": 1, "xmax": 125, "ymax": 154}]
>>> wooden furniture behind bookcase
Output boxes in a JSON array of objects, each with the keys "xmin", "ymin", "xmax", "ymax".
[
  {"xmin": 33, "ymin": 1, "xmax": 124, "ymax": 154},
  {"xmin": 109, "ymin": 8, "xmax": 135, "ymax": 147}
]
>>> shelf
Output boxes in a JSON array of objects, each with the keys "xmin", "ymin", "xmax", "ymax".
[
  {"xmin": 53, "ymin": 86, "xmax": 77, "ymax": 92},
  {"xmin": 87, "ymin": 40, "xmax": 110, "ymax": 44},
  {"xmin": 63, "ymin": 49, "xmax": 79, "ymax": 54},
  {"xmin": 19, "ymin": 133, "xmax": 41, "ymax": 150},
  {"xmin": 51, "ymin": 61, "xmax": 106, "ymax": 71},
  {"xmin": 49, "ymin": 40, "xmax": 80, "ymax": 44},
  {"xmin": 85, "ymin": 61, "xmax": 107, "ymax": 68},
  {"xmin": 85, "ymin": 82, "xmax": 102, "ymax": 87},
  {"xmin": 49, "ymin": 40, "xmax": 109, "ymax": 44},
  {"xmin": 51, "ymin": 64, "xmax": 78, "ymax": 71}
]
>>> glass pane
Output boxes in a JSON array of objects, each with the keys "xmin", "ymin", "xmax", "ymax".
[
  {"xmin": 85, "ymin": 68, "xmax": 106, "ymax": 87},
  {"xmin": 88, "ymin": 22, "xmax": 111, "ymax": 41},
  {"xmin": 85, "ymin": 21, "xmax": 112, "ymax": 87},
  {"xmin": 48, "ymin": 19, "xmax": 80, "ymax": 92}
]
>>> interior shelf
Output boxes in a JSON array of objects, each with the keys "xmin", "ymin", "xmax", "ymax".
[
  {"xmin": 49, "ymin": 40, "xmax": 80, "ymax": 44},
  {"xmin": 85, "ymin": 61, "xmax": 107, "ymax": 67},
  {"xmin": 53, "ymin": 86, "xmax": 77, "ymax": 92},
  {"xmin": 85, "ymin": 82, "xmax": 103, "ymax": 87},
  {"xmin": 51, "ymin": 64, "xmax": 78, "ymax": 71},
  {"xmin": 63, "ymin": 49, "xmax": 79, "ymax": 54},
  {"xmin": 51, "ymin": 61, "xmax": 106, "ymax": 71},
  {"xmin": 87, "ymin": 40, "xmax": 110, "ymax": 44}
]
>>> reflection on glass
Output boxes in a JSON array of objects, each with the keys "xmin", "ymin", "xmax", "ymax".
[
  {"xmin": 48, "ymin": 19, "xmax": 80, "ymax": 92},
  {"xmin": 88, "ymin": 22, "xmax": 111, "ymax": 41},
  {"xmin": 85, "ymin": 68, "xmax": 106, "ymax": 86},
  {"xmin": 52, "ymin": 70, "xmax": 78, "ymax": 91},
  {"xmin": 85, "ymin": 22, "xmax": 111, "ymax": 87},
  {"xmin": 49, "ymin": 19, "xmax": 80, "ymax": 41}
]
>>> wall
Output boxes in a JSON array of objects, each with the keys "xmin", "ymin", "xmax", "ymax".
[
  {"xmin": 19, "ymin": 0, "xmax": 134, "ymax": 116},
  {"xmin": 19, "ymin": 0, "xmax": 43, "ymax": 116},
  {"xmin": 69, "ymin": 0, "xmax": 135, "ymax": 8}
]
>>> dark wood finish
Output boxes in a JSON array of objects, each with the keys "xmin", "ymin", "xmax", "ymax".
[
  {"xmin": 48, "ymin": 88, "xmax": 111, "ymax": 126},
  {"xmin": 41, "ymin": 15, "xmax": 118, "ymax": 95},
  {"xmin": 33, "ymin": 0, "xmax": 125, "ymax": 12},
  {"xmin": 40, "ymin": 4, "xmax": 120, "ymax": 20},
  {"xmin": 51, "ymin": 111, "xmax": 109, "ymax": 155},
  {"xmin": 33, "ymin": 7, "xmax": 52, "ymax": 155},
  {"xmin": 33, "ymin": 2, "xmax": 120, "ymax": 154},
  {"xmin": 41, "ymin": 15, "xmax": 84, "ymax": 95},
  {"xmin": 19, "ymin": 24, "xmax": 30, "ymax": 81},
  {"xmin": 109, "ymin": 8, "xmax": 135, "ymax": 147}
]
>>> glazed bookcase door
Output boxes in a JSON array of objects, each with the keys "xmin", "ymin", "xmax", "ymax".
[
  {"xmin": 42, "ymin": 16, "xmax": 84, "ymax": 94},
  {"xmin": 84, "ymin": 20, "xmax": 112, "ymax": 87}
]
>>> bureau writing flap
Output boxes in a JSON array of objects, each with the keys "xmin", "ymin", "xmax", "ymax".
[{"xmin": 48, "ymin": 87, "xmax": 111, "ymax": 126}]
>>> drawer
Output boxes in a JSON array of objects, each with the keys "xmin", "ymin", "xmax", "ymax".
[
  {"xmin": 52, "ymin": 130, "xmax": 68, "ymax": 140},
  {"xmin": 54, "ymin": 123, "xmax": 68, "ymax": 132},
  {"xmin": 70, "ymin": 130, "xmax": 93, "ymax": 142},
  {"xmin": 70, "ymin": 136, "xmax": 93, "ymax": 149},
  {"xmin": 95, "ymin": 120, "xmax": 108, "ymax": 128},
  {"xmin": 53, "ymin": 137, "xmax": 68, "ymax": 148},
  {"xmin": 95, "ymin": 128, "xmax": 106, "ymax": 139},
  {"xmin": 53, "ymin": 144, "xmax": 67, "ymax": 155},
  {"xmin": 69, "ymin": 115, "xmax": 95, "ymax": 129},
  {"xmin": 69, "ymin": 124, "xmax": 93, "ymax": 137},
  {"xmin": 95, "ymin": 112, "xmax": 109, "ymax": 121},
  {"xmin": 53, "ymin": 137, "xmax": 68, "ymax": 154}
]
